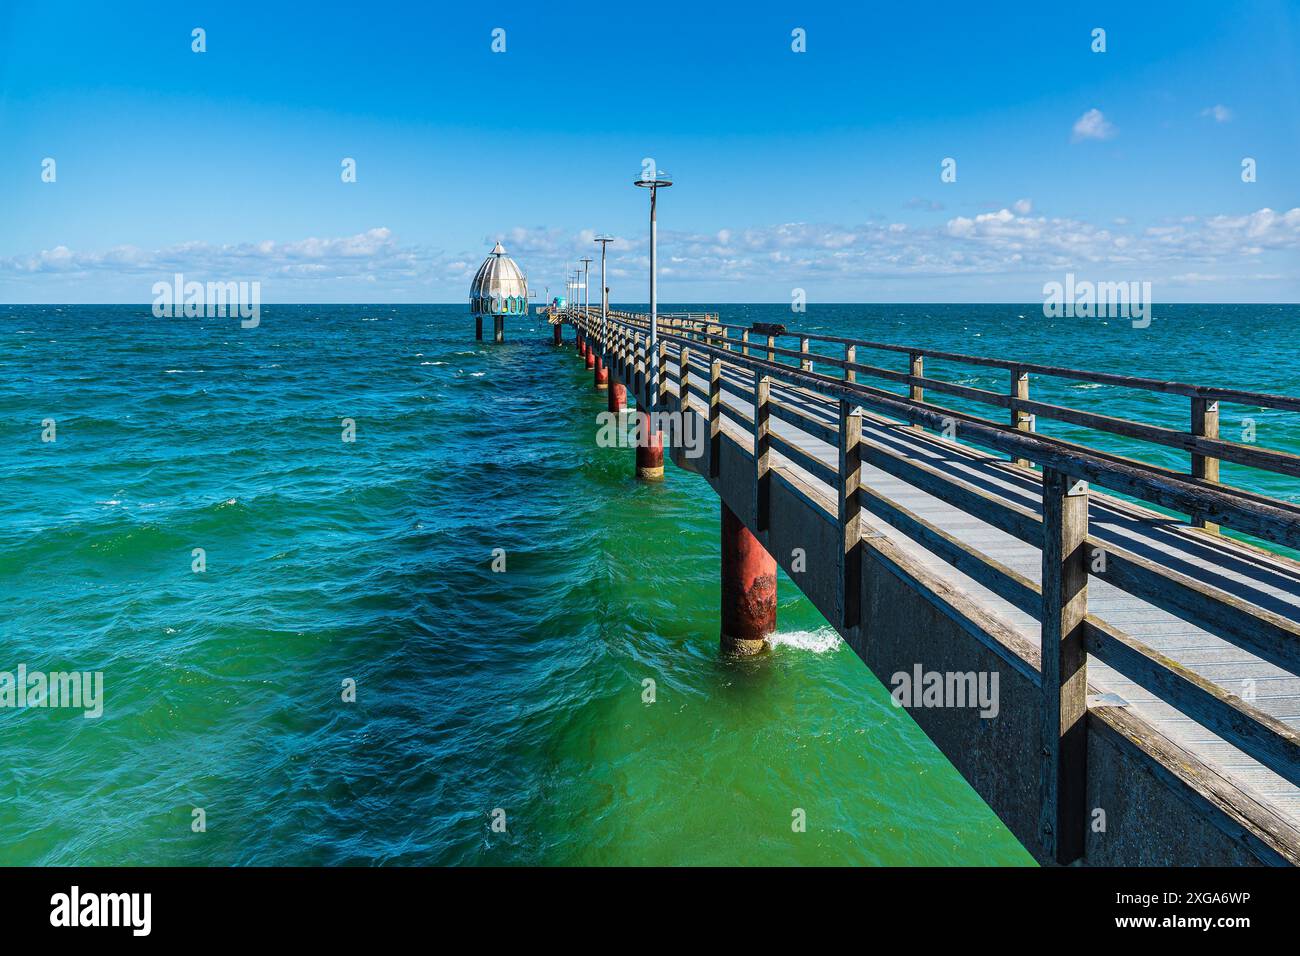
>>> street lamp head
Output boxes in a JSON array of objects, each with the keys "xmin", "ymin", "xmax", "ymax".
[
  {"xmin": 594, "ymin": 234, "xmax": 614, "ymax": 245},
  {"xmin": 634, "ymin": 177, "xmax": 672, "ymax": 189}
]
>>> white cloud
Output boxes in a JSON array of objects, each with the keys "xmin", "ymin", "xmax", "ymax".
[
  {"xmin": 5, "ymin": 210, "xmax": 1299, "ymax": 294},
  {"xmin": 0, "ymin": 227, "xmax": 431, "ymax": 281},
  {"xmin": 1201, "ymin": 104, "xmax": 1233, "ymax": 123},
  {"xmin": 1071, "ymin": 108, "xmax": 1116, "ymax": 142}
]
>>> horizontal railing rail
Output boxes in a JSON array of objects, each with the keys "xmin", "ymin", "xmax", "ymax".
[{"xmin": 574, "ymin": 307, "xmax": 1300, "ymax": 538}]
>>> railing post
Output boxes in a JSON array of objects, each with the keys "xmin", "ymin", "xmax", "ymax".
[
  {"xmin": 1012, "ymin": 366, "xmax": 1032, "ymax": 468},
  {"xmin": 1191, "ymin": 397, "xmax": 1220, "ymax": 533},
  {"xmin": 754, "ymin": 376, "xmax": 771, "ymax": 530},
  {"xmin": 709, "ymin": 358, "xmax": 722, "ymax": 479},
  {"xmin": 766, "ymin": 334, "xmax": 775, "ymax": 364},
  {"xmin": 722, "ymin": 327, "xmax": 731, "ymax": 352},
  {"xmin": 679, "ymin": 345, "xmax": 692, "ymax": 413},
  {"xmin": 635, "ymin": 334, "xmax": 646, "ymax": 405},
  {"xmin": 742, "ymin": 329, "xmax": 749, "ymax": 357},
  {"xmin": 657, "ymin": 340, "xmax": 669, "ymax": 409},
  {"xmin": 908, "ymin": 352, "xmax": 924, "ymax": 431},
  {"xmin": 838, "ymin": 401, "xmax": 864, "ymax": 630},
  {"xmin": 1040, "ymin": 468, "xmax": 1089, "ymax": 866},
  {"xmin": 844, "ymin": 344, "xmax": 856, "ymax": 383},
  {"xmin": 800, "ymin": 336, "xmax": 812, "ymax": 372}
]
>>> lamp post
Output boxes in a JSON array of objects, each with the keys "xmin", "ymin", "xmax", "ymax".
[
  {"xmin": 581, "ymin": 255, "xmax": 595, "ymax": 374},
  {"xmin": 569, "ymin": 272, "xmax": 581, "ymax": 356},
  {"xmin": 633, "ymin": 172, "xmax": 671, "ymax": 480},
  {"xmin": 580, "ymin": 256, "xmax": 593, "ymax": 315},
  {"xmin": 594, "ymin": 236, "xmax": 613, "ymax": 333},
  {"xmin": 578, "ymin": 262, "xmax": 596, "ymax": 370},
  {"xmin": 633, "ymin": 173, "xmax": 672, "ymax": 409},
  {"xmin": 594, "ymin": 235, "xmax": 618, "ymax": 404}
]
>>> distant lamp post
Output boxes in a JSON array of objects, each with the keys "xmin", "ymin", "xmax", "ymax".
[
  {"xmin": 580, "ymin": 256, "xmax": 593, "ymax": 315},
  {"xmin": 594, "ymin": 235, "xmax": 620, "ymax": 403},
  {"xmin": 593, "ymin": 235, "xmax": 614, "ymax": 337},
  {"xmin": 633, "ymin": 172, "xmax": 672, "ymax": 407}
]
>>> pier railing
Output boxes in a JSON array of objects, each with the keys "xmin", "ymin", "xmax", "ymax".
[
  {"xmin": 565, "ymin": 305, "xmax": 1300, "ymax": 864},
  {"xmin": 600, "ymin": 309, "xmax": 1300, "ymax": 529}
]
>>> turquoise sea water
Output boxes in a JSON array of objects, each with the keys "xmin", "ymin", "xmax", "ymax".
[{"xmin": 2, "ymin": 303, "xmax": 1295, "ymax": 866}]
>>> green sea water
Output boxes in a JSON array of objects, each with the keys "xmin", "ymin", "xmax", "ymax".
[{"xmin": 3, "ymin": 302, "xmax": 1295, "ymax": 866}]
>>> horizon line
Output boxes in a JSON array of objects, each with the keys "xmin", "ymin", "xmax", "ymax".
[{"xmin": 3, "ymin": 301, "xmax": 1299, "ymax": 308}]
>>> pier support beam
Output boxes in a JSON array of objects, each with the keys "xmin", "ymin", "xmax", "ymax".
[
  {"xmin": 585, "ymin": 344, "xmax": 596, "ymax": 370},
  {"xmin": 635, "ymin": 409, "xmax": 664, "ymax": 481},
  {"xmin": 493, "ymin": 315, "xmax": 504, "ymax": 344},
  {"xmin": 594, "ymin": 354, "xmax": 609, "ymax": 389},
  {"xmin": 475, "ymin": 315, "xmax": 483, "ymax": 341},
  {"xmin": 720, "ymin": 502, "xmax": 777, "ymax": 655},
  {"xmin": 553, "ymin": 322, "xmax": 562, "ymax": 346},
  {"xmin": 608, "ymin": 380, "xmax": 626, "ymax": 413}
]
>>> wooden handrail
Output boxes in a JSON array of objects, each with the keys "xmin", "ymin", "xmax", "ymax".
[
  {"xmin": 571, "ymin": 309, "xmax": 1300, "ymax": 550},
  {"xmin": 594, "ymin": 308, "xmax": 1300, "ymax": 412},
  {"xmin": 583, "ymin": 309, "xmax": 1300, "ymax": 520}
]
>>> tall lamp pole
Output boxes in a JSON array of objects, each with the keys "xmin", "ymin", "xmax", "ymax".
[
  {"xmin": 591, "ymin": 238, "xmax": 615, "ymax": 395},
  {"xmin": 580, "ymin": 256, "xmax": 593, "ymax": 316},
  {"xmin": 594, "ymin": 235, "xmax": 613, "ymax": 341},
  {"xmin": 633, "ymin": 172, "xmax": 672, "ymax": 408}
]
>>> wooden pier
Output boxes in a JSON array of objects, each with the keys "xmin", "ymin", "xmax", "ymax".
[{"xmin": 550, "ymin": 305, "xmax": 1300, "ymax": 867}]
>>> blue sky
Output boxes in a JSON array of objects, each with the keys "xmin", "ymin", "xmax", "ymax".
[{"xmin": 1, "ymin": 0, "xmax": 1297, "ymax": 302}]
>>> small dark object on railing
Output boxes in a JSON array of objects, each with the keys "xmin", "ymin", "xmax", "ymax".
[{"xmin": 751, "ymin": 321, "xmax": 786, "ymax": 337}]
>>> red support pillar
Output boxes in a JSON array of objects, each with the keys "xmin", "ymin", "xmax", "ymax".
[
  {"xmin": 553, "ymin": 322, "xmax": 562, "ymax": 346},
  {"xmin": 635, "ymin": 409, "xmax": 664, "ymax": 481},
  {"xmin": 607, "ymin": 381, "xmax": 627, "ymax": 413},
  {"xmin": 720, "ymin": 501, "xmax": 777, "ymax": 655},
  {"xmin": 577, "ymin": 332, "xmax": 586, "ymax": 359},
  {"xmin": 594, "ymin": 354, "xmax": 609, "ymax": 389},
  {"xmin": 585, "ymin": 345, "xmax": 596, "ymax": 370}
]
